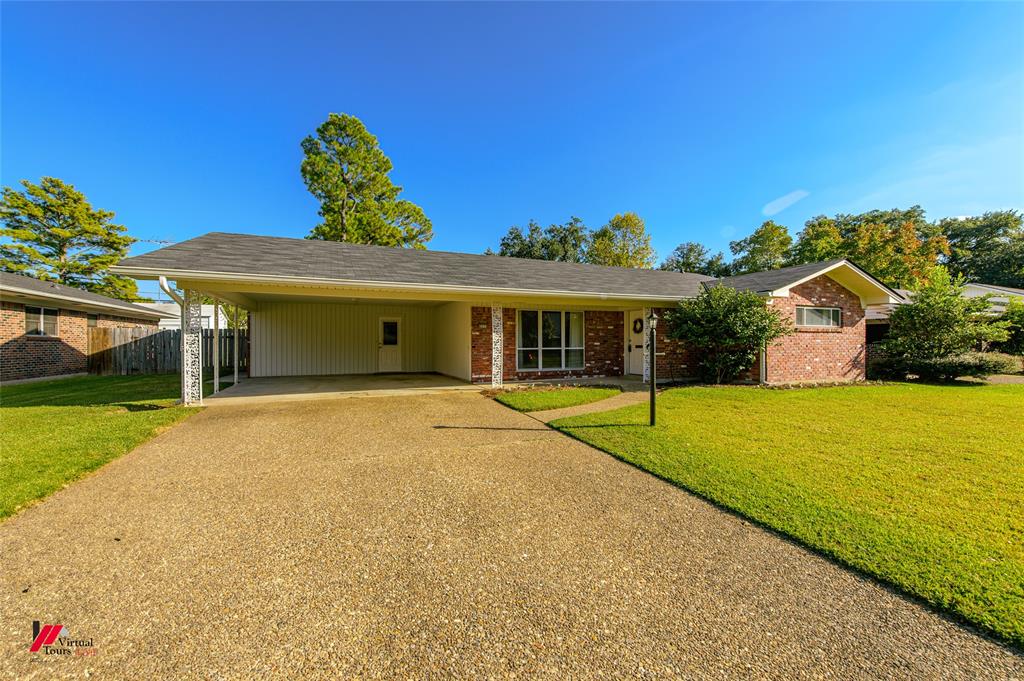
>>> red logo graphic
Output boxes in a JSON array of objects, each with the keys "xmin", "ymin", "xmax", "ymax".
[{"xmin": 30, "ymin": 621, "xmax": 65, "ymax": 652}]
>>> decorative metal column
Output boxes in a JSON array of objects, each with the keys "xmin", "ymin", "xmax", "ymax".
[
  {"xmin": 181, "ymin": 289, "xmax": 203, "ymax": 405},
  {"xmin": 233, "ymin": 306, "xmax": 240, "ymax": 385},
  {"xmin": 491, "ymin": 305, "xmax": 503, "ymax": 387},
  {"xmin": 642, "ymin": 306, "xmax": 651, "ymax": 383},
  {"xmin": 212, "ymin": 300, "xmax": 220, "ymax": 394}
]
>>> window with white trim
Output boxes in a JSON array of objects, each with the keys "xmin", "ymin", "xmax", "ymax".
[
  {"xmin": 516, "ymin": 310, "xmax": 585, "ymax": 370},
  {"xmin": 26, "ymin": 307, "xmax": 59, "ymax": 336},
  {"xmin": 795, "ymin": 306, "xmax": 841, "ymax": 327}
]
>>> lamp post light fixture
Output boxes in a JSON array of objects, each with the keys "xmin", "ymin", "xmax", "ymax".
[{"xmin": 648, "ymin": 311, "xmax": 658, "ymax": 426}]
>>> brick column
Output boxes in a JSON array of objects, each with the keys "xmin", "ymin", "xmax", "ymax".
[
  {"xmin": 182, "ymin": 289, "xmax": 203, "ymax": 405},
  {"xmin": 491, "ymin": 305, "xmax": 503, "ymax": 387}
]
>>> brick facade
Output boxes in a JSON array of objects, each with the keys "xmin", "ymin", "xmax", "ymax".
[
  {"xmin": 1, "ymin": 301, "xmax": 156, "ymax": 382},
  {"xmin": 468, "ymin": 276, "xmax": 866, "ymax": 386},
  {"xmin": 763, "ymin": 275, "xmax": 867, "ymax": 383},
  {"xmin": 470, "ymin": 307, "xmax": 625, "ymax": 383}
]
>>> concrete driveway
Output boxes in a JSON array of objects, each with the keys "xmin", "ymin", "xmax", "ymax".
[{"xmin": 1, "ymin": 392, "xmax": 1020, "ymax": 678}]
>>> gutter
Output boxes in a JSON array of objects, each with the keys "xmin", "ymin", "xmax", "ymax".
[
  {"xmin": 0, "ymin": 284, "xmax": 174, "ymax": 320},
  {"xmin": 113, "ymin": 266, "xmax": 695, "ymax": 304}
]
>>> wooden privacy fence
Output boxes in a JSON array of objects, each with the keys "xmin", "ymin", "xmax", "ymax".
[{"xmin": 88, "ymin": 327, "xmax": 249, "ymax": 375}]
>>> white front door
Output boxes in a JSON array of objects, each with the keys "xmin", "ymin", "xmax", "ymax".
[
  {"xmin": 627, "ymin": 309, "xmax": 645, "ymax": 375},
  {"xmin": 378, "ymin": 317, "xmax": 401, "ymax": 372}
]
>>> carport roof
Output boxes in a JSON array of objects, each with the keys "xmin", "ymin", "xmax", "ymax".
[{"xmin": 115, "ymin": 232, "xmax": 716, "ymax": 300}]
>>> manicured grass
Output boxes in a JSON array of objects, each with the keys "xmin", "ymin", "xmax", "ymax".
[
  {"xmin": 0, "ymin": 374, "xmax": 226, "ymax": 520},
  {"xmin": 494, "ymin": 386, "xmax": 620, "ymax": 412},
  {"xmin": 552, "ymin": 383, "xmax": 1024, "ymax": 647}
]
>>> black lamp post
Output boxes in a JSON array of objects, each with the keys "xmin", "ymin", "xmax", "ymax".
[{"xmin": 648, "ymin": 311, "xmax": 658, "ymax": 426}]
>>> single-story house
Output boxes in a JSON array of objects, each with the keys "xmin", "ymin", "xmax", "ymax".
[
  {"xmin": 112, "ymin": 233, "xmax": 902, "ymax": 404},
  {"xmin": 137, "ymin": 302, "xmax": 230, "ymax": 330},
  {"xmin": 1, "ymin": 271, "xmax": 174, "ymax": 382},
  {"xmin": 865, "ymin": 281, "xmax": 1024, "ymax": 343}
]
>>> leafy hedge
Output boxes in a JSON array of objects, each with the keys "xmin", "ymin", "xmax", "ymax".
[{"xmin": 870, "ymin": 352, "xmax": 1020, "ymax": 381}]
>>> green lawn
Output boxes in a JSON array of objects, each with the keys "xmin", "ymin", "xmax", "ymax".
[
  {"xmin": 552, "ymin": 383, "xmax": 1024, "ymax": 647},
  {"xmin": 1, "ymin": 374, "xmax": 226, "ymax": 520},
  {"xmin": 494, "ymin": 386, "xmax": 620, "ymax": 412}
]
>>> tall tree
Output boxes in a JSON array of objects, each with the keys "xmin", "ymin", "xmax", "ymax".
[
  {"xmin": 0, "ymin": 177, "xmax": 139, "ymax": 300},
  {"xmin": 788, "ymin": 216, "xmax": 844, "ymax": 264},
  {"xmin": 789, "ymin": 206, "xmax": 949, "ymax": 289},
  {"xmin": 301, "ymin": 113, "xmax": 432, "ymax": 248},
  {"xmin": 729, "ymin": 220, "xmax": 792, "ymax": 274},
  {"xmin": 487, "ymin": 217, "xmax": 589, "ymax": 262},
  {"xmin": 586, "ymin": 212, "xmax": 655, "ymax": 268},
  {"xmin": 659, "ymin": 241, "xmax": 730, "ymax": 277},
  {"xmin": 937, "ymin": 211, "xmax": 1024, "ymax": 289}
]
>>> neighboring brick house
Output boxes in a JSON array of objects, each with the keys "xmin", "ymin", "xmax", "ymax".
[
  {"xmin": 111, "ymin": 232, "xmax": 904, "ymax": 403},
  {"xmin": 1, "ymin": 272, "xmax": 173, "ymax": 382}
]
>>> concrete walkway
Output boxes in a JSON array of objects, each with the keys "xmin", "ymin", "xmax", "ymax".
[
  {"xmin": 1, "ymin": 393, "xmax": 1019, "ymax": 678},
  {"xmin": 528, "ymin": 388, "xmax": 649, "ymax": 422}
]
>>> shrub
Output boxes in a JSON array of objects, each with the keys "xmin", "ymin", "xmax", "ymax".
[
  {"xmin": 873, "ymin": 352, "xmax": 1019, "ymax": 382},
  {"xmin": 994, "ymin": 299, "xmax": 1024, "ymax": 356},
  {"xmin": 666, "ymin": 286, "xmax": 793, "ymax": 384},
  {"xmin": 883, "ymin": 267, "xmax": 1009, "ymax": 361}
]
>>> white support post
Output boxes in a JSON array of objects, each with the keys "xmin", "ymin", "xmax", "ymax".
[
  {"xmin": 212, "ymin": 299, "xmax": 220, "ymax": 394},
  {"xmin": 642, "ymin": 307, "xmax": 651, "ymax": 384},
  {"xmin": 491, "ymin": 305, "xmax": 503, "ymax": 387},
  {"xmin": 182, "ymin": 289, "xmax": 203, "ymax": 405},
  {"xmin": 233, "ymin": 306, "xmax": 239, "ymax": 385}
]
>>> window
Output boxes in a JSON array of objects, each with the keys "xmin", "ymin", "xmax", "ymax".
[
  {"xmin": 87, "ymin": 314, "xmax": 98, "ymax": 327},
  {"xmin": 517, "ymin": 310, "xmax": 584, "ymax": 370},
  {"xmin": 25, "ymin": 307, "xmax": 59, "ymax": 336},
  {"xmin": 796, "ymin": 306, "xmax": 841, "ymax": 327}
]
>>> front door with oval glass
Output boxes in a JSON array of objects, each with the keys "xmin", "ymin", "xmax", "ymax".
[{"xmin": 378, "ymin": 317, "xmax": 401, "ymax": 372}]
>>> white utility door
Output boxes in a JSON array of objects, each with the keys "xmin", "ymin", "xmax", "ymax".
[
  {"xmin": 378, "ymin": 317, "xmax": 402, "ymax": 372},
  {"xmin": 627, "ymin": 309, "xmax": 645, "ymax": 375}
]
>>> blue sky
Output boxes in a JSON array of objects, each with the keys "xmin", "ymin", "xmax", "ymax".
[{"xmin": 3, "ymin": 2, "xmax": 1022, "ymax": 298}]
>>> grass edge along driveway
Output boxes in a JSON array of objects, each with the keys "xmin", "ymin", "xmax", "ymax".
[
  {"xmin": 551, "ymin": 383, "xmax": 1024, "ymax": 648},
  {"xmin": 494, "ymin": 386, "xmax": 620, "ymax": 412},
  {"xmin": 0, "ymin": 374, "xmax": 217, "ymax": 520}
]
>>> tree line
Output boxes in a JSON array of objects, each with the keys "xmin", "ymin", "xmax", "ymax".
[
  {"xmin": 493, "ymin": 208, "xmax": 1024, "ymax": 291},
  {"xmin": 3, "ymin": 112, "xmax": 1022, "ymax": 303}
]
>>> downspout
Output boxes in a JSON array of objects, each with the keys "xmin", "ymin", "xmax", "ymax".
[
  {"xmin": 759, "ymin": 344, "xmax": 767, "ymax": 385},
  {"xmin": 159, "ymin": 276, "xmax": 184, "ymax": 306}
]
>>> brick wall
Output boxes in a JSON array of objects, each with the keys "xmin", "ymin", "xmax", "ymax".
[
  {"xmin": 467, "ymin": 278, "xmax": 866, "ymax": 386},
  {"xmin": 1, "ymin": 302, "xmax": 156, "ymax": 382},
  {"xmin": 650, "ymin": 307, "xmax": 699, "ymax": 382},
  {"xmin": 470, "ymin": 307, "xmax": 625, "ymax": 383},
  {"xmin": 764, "ymin": 275, "xmax": 866, "ymax": 383}
]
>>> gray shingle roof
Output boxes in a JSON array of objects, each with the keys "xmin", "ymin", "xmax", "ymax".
[
  {"xmin": 969, "ymin": 282, "xmax": 1024, "ymax": 296},
  {"xmin": 0, "ymin": 271, "xmax": 171, "ymax": 318},
  {"xmin": 711, "ymin": 259, "xmax": 849, "ymax": 293},
  {"xmin": 115, "ymin": 232, "xmax": 716, "ymax": 299}
]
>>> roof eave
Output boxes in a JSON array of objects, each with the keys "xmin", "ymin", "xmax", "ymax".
[
  {"xmin": 0, "ymin": 284, "xmax": 175, "ymax": 319},
  {"xmin": 112, "ymin": 265, "xmax": 695, "ymax": 305}
]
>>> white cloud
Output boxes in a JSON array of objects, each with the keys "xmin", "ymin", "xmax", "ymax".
[{"xmin": 762, "ymin": 189, "xmax": 810, "ymax": 216}]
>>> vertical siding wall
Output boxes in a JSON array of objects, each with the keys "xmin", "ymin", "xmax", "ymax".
[
  {"xmin": 251, "ymin": 302, "xmax": 437, "ymax": 377},
  {"xmin": 433, "ymin": 302, "xmax": 471, "ymax": 381}
]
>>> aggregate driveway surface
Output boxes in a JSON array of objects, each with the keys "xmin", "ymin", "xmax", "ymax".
[{"xmin": 1, "ymin": 393, "xmax": 1020, "ymax": 679}]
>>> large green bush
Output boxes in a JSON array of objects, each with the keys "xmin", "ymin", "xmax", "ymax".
[
  {"xmin": 994, "ymin": 298, "xmax": 1024, "ymax": 356},
  {"xmin": 666, "ymin": 285, "xmax": 793, "ymax": 384},
  {"xmin": 871, "ymin": 352, "xmax": 1019, "ymax": 381},
  {"xmin": 881, "ymin": 268, "xmax": 1009, "ymax": 380}
]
